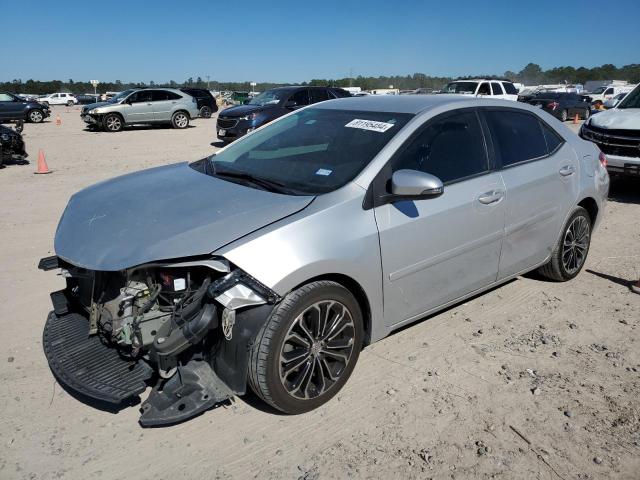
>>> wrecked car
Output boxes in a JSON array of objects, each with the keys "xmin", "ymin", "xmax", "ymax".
[
  {"xmin": 41, "ymin": 95, "xmax": 609, "ymax": 426},
  {"xmin": 0, "ymin": 124, "xmax": 27, "ymax": 168}
]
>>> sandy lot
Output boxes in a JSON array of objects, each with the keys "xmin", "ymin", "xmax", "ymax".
[{"xmin": 0, "ymin": 108, "xmax": 639, "ymax": 480}]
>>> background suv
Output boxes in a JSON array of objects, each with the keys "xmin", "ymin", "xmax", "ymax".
[
  {"xmin": 180, "ymin": 88, "xmax": 218, "ymax": 118},
  {"xmin": 37, "ymin": 93, "xmax": 78, "ymax": 106},
  {"xmin": 0, "ymin": 92, "xmax": 50, "ymax": 124},
  {"xmin": 216, "ymin": 86, "xmax": 351, "ymax": 143},
  {"xmin": 440, "ymin": 79, "xmax": 519, "ymax": 100},
  {"xmin": 80, "ymin": 88, "xmax": 199, "ymax": 132}
]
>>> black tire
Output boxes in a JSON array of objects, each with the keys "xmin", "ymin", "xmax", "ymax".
[
  {"xmin": 171, "ymin": 111, "xmax": 190, "ymax": 129},
  {"xmin": 199, "ymin": 106, "xmax": 212, "ymax": 118},
  {"xmin": 102, "ymin": 113, "xmax": 123, "ymax": 132},
  {"xmin": 538, "ymin": 207, "xmax": 591, "ymax": 281},
  {"xmin": 28, "ymin": 109, "xmax": 44, "ymax": 123},
  {"xmin": 248, "ymin": 280, "xmax": 363, "ymax": 414},
  {"xmin": 560, "ymin": 109, "xmax": 568, "ymax": 122},
  {"xmin": 583, "ymin": 108, "xmax": 590, "ymax": 120}
]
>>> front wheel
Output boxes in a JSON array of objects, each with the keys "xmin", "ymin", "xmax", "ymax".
[
  {"xmin": 171, "ymin": 111, "xmax": 189, "ymax": 129},
  {"xmin": 248, "ymin": 281, "xmax": 363, "ymax": 414},
  {"xmin": 538, "ymin": 207, "xmax": 591, "ymax": 281},
  {"xmin": 102, "ymin": 113, "xmax": 123, "ymax": 132},
  {"xmin": 28, "ymin": 109, "xmax": 44, "ymax": 123}
]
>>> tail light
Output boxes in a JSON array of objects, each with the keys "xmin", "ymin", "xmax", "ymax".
[
  {"xmin": 599, "ymin": 151, "xmax": 607, "ymax": 168},
  {"xmin": 547, "ymin": 101, "xmax": 559, "ymax": 110}
]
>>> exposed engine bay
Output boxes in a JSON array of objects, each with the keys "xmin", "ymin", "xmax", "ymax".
[{"xmin": 39, "ymin": 255, "xmax": 278, "ymax": 426}]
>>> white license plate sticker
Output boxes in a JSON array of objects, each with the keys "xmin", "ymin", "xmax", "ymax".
[
  {"xmin": 219, "ymin": 129, "xmax": 226, "ymax": 136},
  {"xmin": 345, "ymin": 119, "xmax": 395, "ymax": 133}
]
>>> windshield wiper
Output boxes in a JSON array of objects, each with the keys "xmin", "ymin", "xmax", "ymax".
[{"xmin": 213, "ymin": 168, "xmax": 295, "ymax": 194}]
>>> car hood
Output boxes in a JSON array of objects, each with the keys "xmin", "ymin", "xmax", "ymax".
[
  {"xmin": 54, "ymin": 162, "xmax": 314, "ymax": 271},
  {"xmin": 220, "ymin": 104, "xmax": 276, "ymax": 117},
  {"xmin": 83, "ymin": 101, "xmax": 111, "ymax": 110},
  {"xmin": 589, "ymin": 108, "xmax": 640, "ymax": 130}
]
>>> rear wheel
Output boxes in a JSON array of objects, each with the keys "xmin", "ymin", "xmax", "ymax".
[
  {"xmin": 538, "ymin": 207, "xmax": 591, "ymax": 281},
  {"xmin": 102, "ymin": 113, "xmax": 123, "ymax": 132},
  {"xmin": 248, "ymin": 281, "xmax": 363, "ymax": 414},
  {"xmin": 199, "ymin": 106, "xmax": 212, "ymax": 118},
  {"xmin": 171, "ymin": 111, "xmax": 189, "ymax": 129},
  {"xmin": 28, "ymin": 109, "xmax": 44, "ymax": 123}
]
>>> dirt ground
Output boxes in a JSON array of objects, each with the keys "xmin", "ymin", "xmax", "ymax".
[{"xmin": 0, "ymin": 108, "xmax": 639, "ymax": 480}]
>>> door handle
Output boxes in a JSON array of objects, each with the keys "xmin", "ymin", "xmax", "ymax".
[
  {"xmin": 478, "ymin": 190, "xmax": 504, "ymax": 205},
  {"xmin": 559, "ymin": 165, "xmax": 575, "ymax": 176}
]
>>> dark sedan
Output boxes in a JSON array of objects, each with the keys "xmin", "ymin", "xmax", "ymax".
[
  {"xmin": 0, "ymin": 92, "xmax": 51, "ymax": 124},
  {"xmin": 526, "ymin": 92, "xmax": 591, "ymax": 122},
  {"xmin": 216, "ymin": 86, "xmax": 351, "ymax": 143}
]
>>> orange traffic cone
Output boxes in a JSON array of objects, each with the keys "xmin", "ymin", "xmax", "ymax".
[
  {"xmin": 573, "ymin": 113, "xmax": 579, "ymax": 124},
  {"xmin": 55, "ymin": 114, "xmax": 61, "ymax": 126},
  {"xmin": 34, "ymin": 149, "xmax": 52, "ymax": 174}
]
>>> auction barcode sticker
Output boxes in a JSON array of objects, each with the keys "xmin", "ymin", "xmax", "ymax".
[{"xmin": 345, "ymin": 119, "xmax": 395, "ymax": 133}]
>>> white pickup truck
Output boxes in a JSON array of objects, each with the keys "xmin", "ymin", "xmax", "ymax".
[
  {"xmin": 586, "ymin": 84, "xmax": 635, "ymax": 107},
  {"xmin": 580, "ymin": 83, "xmax": 640, "ymax": 178}
]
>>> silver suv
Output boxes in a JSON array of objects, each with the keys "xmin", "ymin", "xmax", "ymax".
[
  {"xmin": 80, "ymin": 88, "xmax": 199, "ymax": 132},
  {"xmin": 41, "ymin": 95, "xmax": 609, "ymax": 425}
]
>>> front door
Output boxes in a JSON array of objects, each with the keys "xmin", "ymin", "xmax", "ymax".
[
  {"xmin": 374, "ymin": 109, "xmax": 506, "ymax": 326},
  {"xmin": 482, "ymin": 108, "xmax": 580, "ymax": 279},
  {"xmin": 123, "ymin": 90, "xmax": 154, "ymax": 123}
]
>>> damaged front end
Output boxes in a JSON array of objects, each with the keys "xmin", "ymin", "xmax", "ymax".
[{"xmin": 39, "ymin": 255, "xmax": 279, "ymax": 426}]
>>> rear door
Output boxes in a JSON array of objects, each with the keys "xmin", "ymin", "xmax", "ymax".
[
  {"xmin": 375, "ymin": 109, "xmax": 506, "ymax": 325},
  {"xmin": 124, "ymin": 90, "xmax": 154, "ymax": 123},
  {"xmin": 482, "ymin": 108, "xmax": 579, "ymax": 279},
  {"xmin": 150, "ymin": 90, "xmax": 182, "ymax": 121}
]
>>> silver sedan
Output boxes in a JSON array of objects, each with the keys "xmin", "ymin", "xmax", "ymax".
[{"xmin": 41, "ymin": 95, "xmax": 609, "ymax": 425}]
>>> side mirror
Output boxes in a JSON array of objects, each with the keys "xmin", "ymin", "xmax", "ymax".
[{"xmin": 390, "ymin": 169, "xmax": 444, "ymax": 199}]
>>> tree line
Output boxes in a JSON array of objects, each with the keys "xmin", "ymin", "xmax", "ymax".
[{"xmin": 2, "ymin": 63, "xmax": 639, "ymax": 95}]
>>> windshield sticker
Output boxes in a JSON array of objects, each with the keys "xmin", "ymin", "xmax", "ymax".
[
  {"xmin": 345, "ymin": 119, "xmax": 395, "ymax": 133},
  {"xmin": 315, "ymin": 168, "xmax": 333, "ymax": 176}
]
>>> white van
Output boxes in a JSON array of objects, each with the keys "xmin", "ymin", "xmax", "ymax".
[{"xmin": 587, "ymin": 84, "xmax": 636, "ymax": 106}]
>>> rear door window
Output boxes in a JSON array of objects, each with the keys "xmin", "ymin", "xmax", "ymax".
[
  {"xmin": 309, "ymin": 88, "xmax": 330, "ymax": 104},
  {"xmin": 491, "ymin": 83, "xmax": 503, "ymax": 95},
  {"xmin": 485, "ymin": 110, "xmax": 548, "ymax": 166},
  {"xmin": 394, "ymin": 110, "xmax": 489, "ymax": 183},
  {"xmin": 290, "ymin": 89, "xmax": 310, "ymax": 106},
  {"xmin": 540, "ymin": 122, "xmax": 564, "ymax": 154}
]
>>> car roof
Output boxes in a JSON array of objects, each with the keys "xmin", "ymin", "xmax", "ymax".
[{"xmin": 312, "ymin": 94, "xmax": 496, "ymax": 114}]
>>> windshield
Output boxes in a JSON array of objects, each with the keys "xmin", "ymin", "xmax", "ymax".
[
  {"xmin": 248, "ymin": 89, "xmax": 289, "ymax": 106},
  {"xmin": 108, "ymin": 89, "xmax": 137, "ymax": 103},
  {"xmin": 206, "ymin": 108, "xmax": 413, "ymax": 194},
  {"xmin": 590, "ymin": 86, "xmax": 607, "ymax": 94},
  {"xmin": 441, "ymin": 82, "xmax": 478, "ymax": 94},
  {"xmin": 617, "ymin": 86, "xmax": 640, "ymax": 109}
]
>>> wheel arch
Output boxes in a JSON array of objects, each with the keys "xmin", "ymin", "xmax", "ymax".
[
  {"xmin": 289, "ymin": 273, "xmax": 373, "ymax": 346},
  {"xmin": 577, "ymin": 196, "xmax": 598, "ymax": 225}
]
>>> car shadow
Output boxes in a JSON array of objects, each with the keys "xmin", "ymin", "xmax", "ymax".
[
  {"xmin": 585, "ymin": 269, "xmax": 634, "ymax": 288},
  {"xmin": 210, "ymin": 140, "xmax": 226, "ymax": 147},
  {"xmin": 83, "ymin": 124, "xmax": 197, "ymax": 133},
  {"xmin": 609, "ymin": 177, "xmax": 640, "ymax": 205},
  {"xmin": 0, "ymin": 156, "xmax": 30, "ymax": 168}
]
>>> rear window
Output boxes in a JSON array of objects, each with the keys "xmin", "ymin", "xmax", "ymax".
[
  {"xmin": 541, "ymin": 122, "xmax": 564, "ymax": 154},
  {"xmin": 503, "ymin": 82, "xmax": 518, "ymax": 94},
  {"xmin": 485, "ymin": 110, "xmax": 548, "ymax": 166}
]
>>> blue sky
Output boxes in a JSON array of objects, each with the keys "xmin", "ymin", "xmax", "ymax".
[{"xmin": 2, "ymin": 0, "xmax": 638, "ymax": 83}]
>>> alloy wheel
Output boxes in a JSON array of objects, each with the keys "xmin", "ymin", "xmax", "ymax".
[
  {"xmin": 29, "ymin": 110, "xmax": 43, "ymax": 123},
  {"xmin": 279, "ymin": 300, "xmax": 355, "ymax": 400},
  {"xmin": 174, "ymin": 113, "xmax": 188, "ymax": 128},
  {"xmin": 105, "ymin": 116, "xmax": 122, "ymax": 131},
  {"xmin": 562, "ymin": 215, "xmax": 590, "ymax": 275}
]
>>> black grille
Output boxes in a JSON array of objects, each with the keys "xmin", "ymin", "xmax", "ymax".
[
  {"xmin": 217, "ymin": 117, "xmax": 239, "ymax": 129},
  {"xmin": 581, "ymin": 124, "xmax": 640, "ymax": 158}
]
